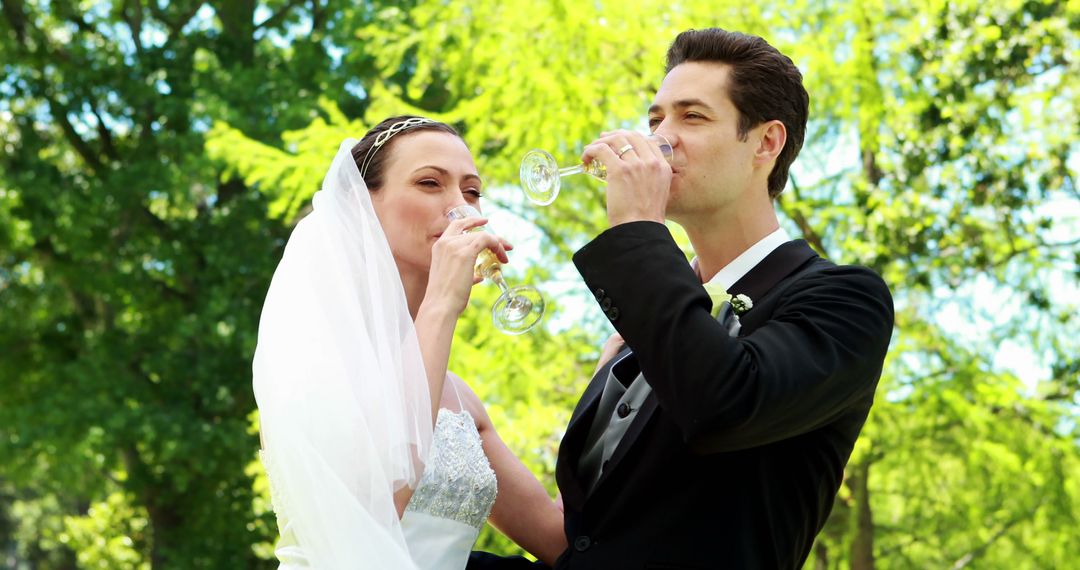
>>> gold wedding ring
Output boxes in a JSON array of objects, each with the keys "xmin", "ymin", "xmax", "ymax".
[{"xmin": 616, "ymin": 144, "xmax": 635, "ymax": 158}]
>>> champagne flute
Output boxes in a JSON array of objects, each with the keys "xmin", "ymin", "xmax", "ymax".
[
  {"xmin": 519, "ymin": 133, "xmax": 673, "ymax": 205},
  {"xmin": 446, "ymin": 205, "xmax": 545, "ymax": 335}
]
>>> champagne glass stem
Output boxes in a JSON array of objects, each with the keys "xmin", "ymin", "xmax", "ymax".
[
  {"xmin": 559, "ymin": 164, "xmax": 585, "ymax": 177},
  {"xmin": 445, "ymin": 204, "xmax": 545, "ymax": 334},
  {"xmin": 486, "ymin": 267, "xmax": 512, "ymax": 295},
  {"xmin": 520, "ymin": 133, "xmax": 672, "ymax": 205}
]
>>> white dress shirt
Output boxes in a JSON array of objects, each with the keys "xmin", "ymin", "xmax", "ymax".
[{"xmin": 693, "ymin": 227, "xmax": 792, "ymax": 290}]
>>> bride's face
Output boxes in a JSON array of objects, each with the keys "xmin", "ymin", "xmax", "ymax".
[{"xmin": 370, "ymin": 131, "xmax": 483, "ymax": 274}]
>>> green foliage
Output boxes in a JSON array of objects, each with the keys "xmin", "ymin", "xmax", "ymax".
[
  {"xmin": 0, "ymin": 0, "xmax": 336, "ymax": 566},
  {"xmin": 61, "ymin": 492, "xmax": 151, "ymax": 569},
  {"xmin": 1, "ymin": 0, "xmax": 1077, "ymax": 568},
  {"xmin": 813, "ymin": 309, "xmax": 1080, "ymax": 568}
]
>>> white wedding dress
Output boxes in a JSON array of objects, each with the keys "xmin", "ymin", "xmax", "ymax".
[{"xmin": 264, "ymin": 407, "xmax": 498, "ymax": 569}]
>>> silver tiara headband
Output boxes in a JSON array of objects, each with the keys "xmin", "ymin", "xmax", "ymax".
[{"xmin": 358, "ymin": 117, "xmax": 437, "ymax": 178}]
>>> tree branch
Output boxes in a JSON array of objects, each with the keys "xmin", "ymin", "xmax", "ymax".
[
  {"xmin": 121, "ymin": 0, "xmax": 146, "ymax": 55},
  {"xmin": 31, "ymin": 237, "xmax": 99, "ymax": 326},
  {"xmin": 0, "ymin": 0, "xmax": 28, "ymax": 44},
  {"xmin": 139, "ymin": 103, "xmax": 157, "ymax": 146},
  {"xmin": 990, "ymin": 237, "xmax": 1080, "ymax": 269},
  {"xmin": 139, "ymin": 206, "xmax": 175, "ymax": 240},
  {"xmin": 949, "ymin": 503, "xmax": 1038, "ymax": 569},
  {"xmin": 45, "ymin": 95, "xmax": 103, "ymax": 172},
  {"xmin": 255, "ymin": 0, "xmax": 305, "ymax": 30},
  {"xmin": 66, "ymin": 13, "xmax": 99, "ymax": 37},
  {"xmin": 1061, "ymin": 165, "xmax": 1078, "ymax": 201},
  {"xmin": 150, "ymin": 1, "xmax": 203, "ymax": 36},
  {"xmin": 777, "ymin": 176, "xmax": 830, "ymax": 258},
  {"xmin": 173, "ymin": 3, "xmax": 204, "ymax": 35},
  {"xmin": 6, "ymin": 2, "xmax": 116, "ymax": 173},
  {"xmin": 91, "ymin": 105, "xmax": 119, "ymax": 162},
  {"xmin": 310, "ymin": 0, "xmax": 326, "ymax": 32},
  {"xmin": 147, "ymin": 273, "xmax": 195, "ymax": 305}
]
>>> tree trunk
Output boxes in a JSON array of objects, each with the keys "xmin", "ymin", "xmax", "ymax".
[
  {"xmin": 147, "ymin": 499, "xmax": 182, "ymax": 569},
  {"xmin": 814, "ymin": 540, "xmax": 829, "ymax": 570},
  {"xmin": 848, "ymin": 460, "xmax": 875, "ymax": 570},
  {"xmin": 214, "ymin": 0, "xmax": 257, "ymax": 67}
]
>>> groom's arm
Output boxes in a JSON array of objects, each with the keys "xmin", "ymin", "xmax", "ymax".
[{"xmin": 573, "ymin": 222, "xmax": 894, "ymax": 454}]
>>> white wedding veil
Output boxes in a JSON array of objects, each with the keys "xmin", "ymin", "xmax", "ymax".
[{"xmin": 253, "ymin": 139, "xmax": 431, "ymax": 568}]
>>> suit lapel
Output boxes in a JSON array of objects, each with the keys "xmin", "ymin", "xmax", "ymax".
[
  {"xmin": 557, "ymin": 346, "xmax": 631, "ymax": 508},
  {"xmin": 564, "ymin": 347, "xmax": 631, "ymax": 438},
  {"xmin": 726, "ymin": 239, "xmax": 819, "ymax": 302}
]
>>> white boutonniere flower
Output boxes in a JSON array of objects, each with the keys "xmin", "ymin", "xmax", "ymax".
[{"xmin": 731, "ymin": 294, "xmax": 753, "ymax": 315}]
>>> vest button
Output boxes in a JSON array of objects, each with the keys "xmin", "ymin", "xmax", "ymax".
[
  {"xmin": 573, "ymin": 535, "xmax": 592, "ymax": 552},
  {"xmin": 616, "ymin": 402, "xmax": 632, "ymax": 418}
]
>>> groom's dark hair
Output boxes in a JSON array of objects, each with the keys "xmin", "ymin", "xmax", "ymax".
[
  {"xmin": 666, "ymin": 28, "xmax": 809, "ymax": 198},
  {"xmin": 352, "ymin": 115, "xmax": 461, "ymax": 191}
]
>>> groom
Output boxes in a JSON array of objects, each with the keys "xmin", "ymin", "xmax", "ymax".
[{"xmin": 473, "ymin": 28, "xmax": 893, "ymax": 569}]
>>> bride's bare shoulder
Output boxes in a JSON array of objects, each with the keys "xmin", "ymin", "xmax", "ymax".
[{"xmin": 444, "ymin": 371, "xmax": 492, "ymax": 430}]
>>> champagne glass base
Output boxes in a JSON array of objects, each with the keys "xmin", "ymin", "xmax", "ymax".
[
  {"xmin": 492, "ymin": 286, "xmax": 545, "ymax": 335},
  {"xmin": 520, "ymin": 149, "xmax": 560, "ymax": 206}
]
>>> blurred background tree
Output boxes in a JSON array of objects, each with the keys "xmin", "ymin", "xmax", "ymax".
[{"xmin": 1, "ymin": 0, "xmax": 1077, "ymax": 568}]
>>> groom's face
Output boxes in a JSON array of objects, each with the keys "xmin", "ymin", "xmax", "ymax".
[{"xmin": 649, "ymin": 61, "xmax": 762, "ymax": 223}]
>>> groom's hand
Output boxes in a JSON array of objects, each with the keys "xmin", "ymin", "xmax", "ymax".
[
  {"xmin": 581, "ymin": 130, "xmax": 672, "ymax": 227},
  {"xmin": 593, "ymin": 332, "xmax": 626, "ymax": 376}
]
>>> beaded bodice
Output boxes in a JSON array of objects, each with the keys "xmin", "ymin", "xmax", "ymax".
[{"xmin": 404, "ymin": 408, "xmax": 498, "ymax": 529}]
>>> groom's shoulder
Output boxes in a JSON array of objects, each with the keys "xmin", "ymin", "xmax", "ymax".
[
  {"xmin": 812, "ymin": 258, "xmax": 890, "ymax": 289},
  {"xmin": 786, "ymin": 257, "xmax": 894, "ymax": 312}
]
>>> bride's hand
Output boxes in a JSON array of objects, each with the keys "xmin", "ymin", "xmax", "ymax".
[
  {"xmin": 423, "ymin": 216, "xmax": 511, "ymax": 317},
  {"xmin": 593, "ymin": 332, "xmax": 625, "ymax": 375}
]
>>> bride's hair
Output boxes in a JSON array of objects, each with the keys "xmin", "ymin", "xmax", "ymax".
[{"xmin": 351, "ymin": 115, "xmax": 460, "ymax": 191}]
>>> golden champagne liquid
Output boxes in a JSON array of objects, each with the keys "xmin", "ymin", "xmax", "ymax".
[
  {"xmin": 475, "ymin": 248, "xmax": 502, "ymax": 280},
  {"xmin": 584, "ymin": 160, "xmax": 607, "ymax": 180},
  {"xmin": 571, "ymin": 137, "xmax": 672, "ymax": 182}
]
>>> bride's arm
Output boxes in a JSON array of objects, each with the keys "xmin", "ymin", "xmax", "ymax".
[
  {"xmin": 413, "ymin": 217, "xmax": 510, "ymax": 424},
  {"xmin": 413, "ymin": 302, "xmax": 459, "ymax": 420},
  {"xmin": 454, "ymin": 377, "xmax": 568, "ymax": 565},
  {"xmin": 392, "ymin": 301, "xmax": 460, "ymax": 517},
  {"xmin": 398, "ymin": 223, "xmax": 509, "ymax": 517}
]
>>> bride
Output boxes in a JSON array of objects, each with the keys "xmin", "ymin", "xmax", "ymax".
[{"xmin": 253, "ymin": 116, "xmax": 566, "ymax": 568}]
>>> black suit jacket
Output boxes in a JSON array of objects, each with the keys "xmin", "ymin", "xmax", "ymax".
[{"xmin": 471, "ymin": 222, "xmax": 893, "ymax": 570}]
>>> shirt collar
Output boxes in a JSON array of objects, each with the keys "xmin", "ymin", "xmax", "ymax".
[{"xmin": 692, "ymin": 227, "xmax": 792, "ymax": 290}]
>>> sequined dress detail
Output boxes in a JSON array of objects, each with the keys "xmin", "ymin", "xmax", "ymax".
[
  {"xmin": 400, "ymin": 408, "xmax": 498, "ymax": 568},
  {"xmin": 264, "ymin": 408, "xmax": 497, "ymax": 569},
  {"xmin": 403, "ymin": 408, "xmax": 498, "ymax": 528}
]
